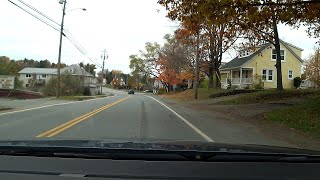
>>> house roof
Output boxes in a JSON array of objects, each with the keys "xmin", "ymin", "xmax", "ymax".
[
  {"xmin": 280, "ymin": 40, "xmax": 304, "ymax": 63},
  {"xmin": 220, "ymin": 40, "xmax": 303, "ymax": 70},
  {"xmin": 19, "ymin": 65, "xmax": 93, "ymax": 77},
  {"xmin": 61, "ymin": 64, "xmax": 93, "ymax": 77},
  {"xmin": 282, "ymin": 40, "xmax": 304, "ymax": 51},
  {"xmin": 221, "ymin": 43, "xmax": 270, "ymax": 70},
  {"xmin": 18, "ymin": 67, "xmax": 57, "ymax": 74}
]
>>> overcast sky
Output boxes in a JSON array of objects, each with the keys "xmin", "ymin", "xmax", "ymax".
[{"xmin": 0, "ymin": 0, "xmax": 318, "ymax": 73}]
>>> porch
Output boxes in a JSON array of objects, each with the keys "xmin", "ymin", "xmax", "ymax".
[{"xmin": 221, "ymin": 67, "xmax": 254, "ymax": 88}]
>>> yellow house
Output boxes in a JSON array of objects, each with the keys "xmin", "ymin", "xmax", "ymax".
[{"xmin": 220, "ymin": 40, "xmax": 303, "ymax": 89}]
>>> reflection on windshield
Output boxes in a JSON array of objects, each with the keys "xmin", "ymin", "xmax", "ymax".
[{"xmin": 0, "ymin": 0, "xmax": 319, "ymax": 152}]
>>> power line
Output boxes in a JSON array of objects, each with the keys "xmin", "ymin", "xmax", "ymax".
[
  {"xmin": 8, "ymin": 0, "xmax": 61, "ymax": 33},
  {"xmin": 16, "ymin": 0, "xmax": 60, "ymax": 26},
  {"xmin": 64, "ymin": 32, "xmax": 102, "ymax": 67},
  {"xmin": 64, "ymin": 35, "xmax": 102, "ymax": 67},
  {"xmin": 64, "ymin": 30, "xmax": 88, "ymax": 55},
  {"xmin": 8, "ymin": 0, "xmax": 101, "ymax": 68},
  {"xmin": 64, "ymin": 30, "xmax": 102, "ymax": 67}
]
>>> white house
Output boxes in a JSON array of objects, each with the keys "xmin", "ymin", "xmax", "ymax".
[
  {"xmin": 18, "ymin": 68, "xmax": 56, "ymax": 87},
  {"xmin": 18, "ymin": 64, "xmax": 96, "ymax": 88}
]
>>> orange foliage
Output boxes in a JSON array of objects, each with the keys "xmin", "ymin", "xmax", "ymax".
[
  {"xmin": 158, "ymin": 58, "xmax": 179, "ymax": 86},
  {"xmin": 158, "ymin": 57, "xmax": 194, "ymax": 86}
]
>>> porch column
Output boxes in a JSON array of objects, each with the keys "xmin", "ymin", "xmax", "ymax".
[
  {"xmin": 240, "ymin": 68, "xmax": 243, "ymax": 84},
  {"xmin": 231, "ymin": 70, "xmax": 233, "ymax": 83},
  {"xmin": 226, "ymin": 72, "xmax": 229, "ymax": 84}
]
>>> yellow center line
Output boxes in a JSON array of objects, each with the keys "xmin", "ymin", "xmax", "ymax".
[{"xmin": 36, "ymin": 96, "xmax": 129, "ymax": 138}]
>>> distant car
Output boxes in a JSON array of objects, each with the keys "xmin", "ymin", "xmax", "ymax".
[
  {"xmin": 128, "ymin": 89, "xmax": 134, "ymax": 94},
  {"xmin": 298, "ymin": 80, "xmax": 318, "ymax": 89},
  {"xmin": 221, "ymin": 84, "xmax": 230, "ymax": 89}
]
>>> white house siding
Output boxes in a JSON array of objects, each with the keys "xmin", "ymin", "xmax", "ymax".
[{"xmin": 19, "ymin": 73, "xmax": 54, "ymax": 87}]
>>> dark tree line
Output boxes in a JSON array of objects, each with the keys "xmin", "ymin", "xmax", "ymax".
[{"xmin": 0, "ymin": 56, "xmax": 67, "ymax": 75}]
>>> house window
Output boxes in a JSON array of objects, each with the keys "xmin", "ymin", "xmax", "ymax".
[
  {"xmin": 262, "ymin": 69, "xmax": 273, "ymax": 81},
  {"xmin": 262, "ymin": 70, "xmax": 267, "ymax": 80},
  {"xmin": 244, "ymin": 70, "xmax": 249, "ymax": 78},
  {"xmin": 288, "ymin": 70, "xmax": 293, "ymax": 79},
  {"xmin": 268, "ymin": 70, "xmax": 273, "ymax": 81},
  {"xmin": 25, "ymin": 74, "xmax": 31, "ymax": 78},
  {"xmin": 272, "ymin": 49, "xmax": 285, "ymax": 61},
  {"xmin": 68, "ymin": 69, "xmax": 74, "ymax": 74},
  {"xmin": 239, "ymin": 50, "xmax": 251, "ymax": 58},
  {"xmin": 42, "ymin": 74, "xmax": 47, "ymax": 79}
]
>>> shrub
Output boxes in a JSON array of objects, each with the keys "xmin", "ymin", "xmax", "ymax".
[
  {"xmin": 14, "ymin": 77, "xmax": 24, "ymax": 89},
  {"xmin": 157, "ymin": 88, "xmax": 165, "ymax": 95},
  {"xmin": 200, "ymin": 78, "xmax": 209, "ymax": 88},
  {"xmin": 43, "ymin": 73, "xmax": 83, "ymax": 96},
  {"xmin": 294, "ymin": 77, "xmax": 302, "ymax": 88},
  {"xmin": 83, "ymin": 87, "xmax": 91, "ymax": 96},
  {"xmin": 253, "ymin": 74, "xmax": 264, "ymax": 89},
  {"xmin": 43, "ymin": 78, "xmax": 57, "ymax": 96},
  {"xmin": 243, "ymin": 85, "xmax": 250, "ymax": 89}
]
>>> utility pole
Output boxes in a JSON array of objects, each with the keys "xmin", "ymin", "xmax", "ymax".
[
  {"xmin": 81, "ymin": 60, "xmax": 85, "ymax": 88},
  {"xmin": 56, "ymin": 0, "xmax": 67, "ymax": 98},
  {"xmin": 101, "ymin": 49, "xmax": 108, "ymax": 94},
  {"xmin": 88, "ymin": 64, "xmax": 91, "ymax": 84}
]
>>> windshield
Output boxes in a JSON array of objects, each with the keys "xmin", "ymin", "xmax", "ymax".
[{"xmin": 0, "ymin": 0, "xmax": 319, "ymax": 153}]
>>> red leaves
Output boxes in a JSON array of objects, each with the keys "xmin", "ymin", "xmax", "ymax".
[{"xmin": 157, "ymin": 57, "xmax": 193, "ymax": 86}]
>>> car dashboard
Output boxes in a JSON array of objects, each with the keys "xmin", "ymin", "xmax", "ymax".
[{"xmin": 0, "ymin": 155, "xmax": 318, "ymax": 179}]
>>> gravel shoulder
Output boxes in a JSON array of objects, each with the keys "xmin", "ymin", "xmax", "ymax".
[{"xmin": 158, "ymin": 95, "xmax": 320, "ymax": 151}]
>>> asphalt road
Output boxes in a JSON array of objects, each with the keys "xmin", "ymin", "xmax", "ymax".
[
  {"xmin": 0, "ymin": 88, "xmax": 300, "ymax": 149},
  {"xmin": 0, "ymin": 90, "xmax": 205, "ymax": 142}
]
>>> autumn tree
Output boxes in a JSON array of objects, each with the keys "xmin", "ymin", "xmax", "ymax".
[
  {"xmin": 140, "ymin": 42, "xmax": 161, "ymax": 76},
  {"xmin": 36, "ymin": 60, "xmax": 51, "ymax": 68},
  {"xmin": 234, "ymin": 0, "xmax": 320, "ymax": 90},
  {"xmin": 160, "ymin": 0, "xmax": 320, "ymax": 90},
  {"xmin": 111, "ymin": 70, "xmax": 123, "ymax": 78},
  {"xmin": 304, "ymin": 47, "xmax": 320, "ymax": 87},
  {"xmin": 157, "ymin": 33, "xmax": 195, "ymax": 91},
  {"xmin": 111, "ymin": 78, "xmax": 121, "ymax": 88},
  {"xmin": 158, "ymin": 0, "xmax": 241, "ymax": 89},
  {"xmin": 289, "ymin": 1, "xmax": 320, "ymax": 40},
  {"xmin": 232, "ymin": 1, "xmax": 288, "ymax": 90},
  {"xmin": 0, "ymin": 56, "xmax": 19, "ymax": 75},
  {"xmin": 129, "ymin": 55, "xmax": 145, "ymax": 87},
  {"xmin": 79, "ymin": 62, "xmax": 96, "ymax": 76}
]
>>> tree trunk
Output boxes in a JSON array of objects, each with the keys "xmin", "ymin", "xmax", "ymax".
[
  {"xmin": 187, "ymin": 79, "xmax": 192, "ymax": 89},
  {"xmin": 215, "ymin": 70, "xmax": 221, "ymax": 89},
  {"xmin": 194, "ymin": 33, "xmax": 200, "ymax": 99},
  {"xmin": 273, "ymin": 18, "xmax": 283, "ymax": 91},
  {"xmin": 208, "ymin": 65, "xmax": 214, "ymax": 89},
  {"xmin": 208, "ymin": 49, "xmax": 214, "ymax": 89},
  {"xmin": 216, "ymin": 35, "xmax": 223, "ymax": 89}
]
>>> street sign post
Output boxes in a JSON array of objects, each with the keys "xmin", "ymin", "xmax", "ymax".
[{"xmin": 0, "ymin": 75, "xmax": 15, "ymax": 90}]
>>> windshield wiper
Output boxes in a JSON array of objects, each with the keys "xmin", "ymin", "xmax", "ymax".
[{"xmin": 0, "ymin": 146, "xmax": 319, "ymax": 162}]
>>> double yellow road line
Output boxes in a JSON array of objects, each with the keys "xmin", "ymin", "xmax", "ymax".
[{"xmin": 36, "ymin": 96, "xmax": 129, "ymax": 138}]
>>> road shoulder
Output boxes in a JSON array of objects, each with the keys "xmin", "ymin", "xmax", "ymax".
[
  {"xmin": 156, "ymin": 95, "xmax": 320, "ymax": 151},
  {"xmin": 0, "ymin": 95, "xmax": 114, "ymax": 115}
]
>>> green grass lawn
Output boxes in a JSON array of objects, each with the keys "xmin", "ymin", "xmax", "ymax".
[
  {"xmin": 161, "ymin": 88, "xmax": 227, "ymax": 101},
  {"xmin": 265, "ymin": 96, "xmax": 320, "ymax": 137},
  {"xmin": 0, "ymin": 107, "xmax": 13, "ymax": 111},
  {"xmin": 219, "ymin": 89, "xmax": 320, "ymax": 105},
  {"xmin": 58, "ymin": 95, "xmax": 108, "ymax": 101}
]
